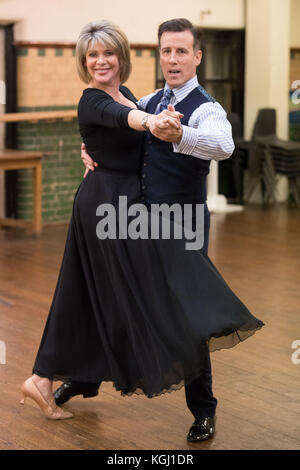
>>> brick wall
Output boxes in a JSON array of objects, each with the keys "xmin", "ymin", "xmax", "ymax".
[
  {"xmin": 17, "ymin": 47, "xmax": 83, "ymax": 107},
  {"xmin": 290, "ymin": 50, "xmax": 300, "ymax": 85},
  {"xmin": 127, "ymin": 49, "xmax": 157, "ymax": 100},
  {"xmin": 15, "ymin": 44, "xmax": 157, "ymax": 224},
  {"xmin": 16, "ymin": 111, "xmax": 82, "ymax": 223},
  {"xmin": 17, "ymin": 46, "xmax": 156, "ymax": 107}
]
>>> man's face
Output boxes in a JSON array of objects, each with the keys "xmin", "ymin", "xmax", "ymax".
[{"xmin": 159, "ymin": 30, "xmax": 202, "ymax": 88}]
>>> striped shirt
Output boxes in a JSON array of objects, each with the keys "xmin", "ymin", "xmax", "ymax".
[{"xmin": 138, "ymin": 75, "xmax": 234, "ymax": 161}]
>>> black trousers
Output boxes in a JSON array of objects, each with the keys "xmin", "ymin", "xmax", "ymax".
[{"xmin": 184, "ymin": 202, "xmax": 217, "ymax": 419}]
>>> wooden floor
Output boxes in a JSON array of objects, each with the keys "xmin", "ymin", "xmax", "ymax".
[{"xmin": 0, "ymin": 204, "xmax": 300, "ymax": 450}]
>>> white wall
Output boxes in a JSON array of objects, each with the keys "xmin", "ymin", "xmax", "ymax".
[
  {"xmin": 244, "ymin": 0, "xmax": 290, "ymax": 203},
  {"xmin": 0, "ymin": 0, "xmax": 245, "ymax": 43},
  {"xmin": 244, "ymin": 0, "xmax": 290, "ymax": 140}
]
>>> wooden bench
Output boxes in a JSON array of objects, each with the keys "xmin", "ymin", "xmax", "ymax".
[
  {"xmin": 0, "ymin": 149, "xmax": 43, "ymax": 234},
  {"xmin": 0, "ymin": 110, "xmax": 78, "ymax": 235}
]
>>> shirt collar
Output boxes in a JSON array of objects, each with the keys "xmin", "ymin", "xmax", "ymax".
[{"xmin": 164, "ymin": 75, "xmax": 199, "ymax": 103}]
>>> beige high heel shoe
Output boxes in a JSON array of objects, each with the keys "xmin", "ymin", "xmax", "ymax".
[{"xmin": 20, "ymin": 377, "xmax": 74, "ymax": 420}]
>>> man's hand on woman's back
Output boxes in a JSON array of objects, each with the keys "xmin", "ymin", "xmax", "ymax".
[{"xmin": 81, "ymin": 143, "xmax": 98, "ymax": 178}]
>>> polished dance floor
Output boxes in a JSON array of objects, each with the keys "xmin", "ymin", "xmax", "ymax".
[{"xmin": 0, "ymin": 204, "xmax": 299, "ymax": 450}]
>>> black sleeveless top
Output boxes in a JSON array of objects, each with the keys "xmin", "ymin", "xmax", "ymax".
[{"xmin": 78, "ymin": 86, "xmax": 144, "ymax": 172}]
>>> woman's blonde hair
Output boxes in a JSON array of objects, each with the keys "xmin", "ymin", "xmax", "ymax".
[{"xmin": 76, "ymin": 20, "xmax": 132, "ymax": 84}]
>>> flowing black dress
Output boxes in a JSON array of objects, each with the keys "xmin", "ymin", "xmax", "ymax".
[{"xmin": 32, "ymin": 86, "xmax": 264, "ymax": 398}]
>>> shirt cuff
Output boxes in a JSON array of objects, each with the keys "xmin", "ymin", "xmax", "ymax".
[{"xmin": 172, "ymin": 125, "xmax": 198, "ymax": 155}]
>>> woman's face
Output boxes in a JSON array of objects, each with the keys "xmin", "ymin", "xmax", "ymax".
[{"xmin": 85, "ymin": 41, "xmax": 120, "ymax": 87}]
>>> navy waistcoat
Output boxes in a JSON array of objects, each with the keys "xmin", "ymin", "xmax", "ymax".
[{"xmin": 141, "ymin": 85, "xmax": 215, "ymax": 205}]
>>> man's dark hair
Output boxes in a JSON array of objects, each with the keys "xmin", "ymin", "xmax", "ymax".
[{"xmin": 158, "ymin": 18, "xmax": 202, "ymax": 51}]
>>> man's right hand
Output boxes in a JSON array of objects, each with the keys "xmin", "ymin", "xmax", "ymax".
[{"xmin": 81, "ymin": 143, "xmax": 98, "ymax": 178}]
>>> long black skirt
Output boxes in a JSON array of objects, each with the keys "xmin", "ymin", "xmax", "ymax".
[{"xmin": 33, "ymin": 168, "xmax": 264, "ymax": 398}]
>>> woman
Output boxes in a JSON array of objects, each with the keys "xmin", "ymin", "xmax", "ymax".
[{"xmin": 21, "ymin": 20, "xmax": 263, "ymax": 420}]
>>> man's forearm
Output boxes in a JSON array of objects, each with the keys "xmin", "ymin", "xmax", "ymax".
[{"xmin": 172, "ymin": 125, "xmax": 234, "ymax": 161}]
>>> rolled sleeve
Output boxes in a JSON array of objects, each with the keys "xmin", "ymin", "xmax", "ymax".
[
  {"xmin": 173, "ymin": 102, "xmax": 235, "ymax": 161},
  {"xmin": 173, "ymin": 125, "xmax": 199, "ymax": 155}
]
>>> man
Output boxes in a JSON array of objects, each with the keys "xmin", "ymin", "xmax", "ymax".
[{"xmin": 54, "ymin": 18, "xmax": 234, "ymax": 443}]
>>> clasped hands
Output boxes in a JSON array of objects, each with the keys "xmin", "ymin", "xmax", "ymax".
[{"xmin": 147, "ymin": 104, "xmax": 183, "ymax": 143}]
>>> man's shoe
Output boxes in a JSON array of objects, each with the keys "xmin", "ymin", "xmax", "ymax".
[
  {"xmin": 54, "ymin": 381, "xmax": 99, "ymax": 406},
  {"xmin": 187, "ymin": 417, "xmax": 215, "ymax": 443}
]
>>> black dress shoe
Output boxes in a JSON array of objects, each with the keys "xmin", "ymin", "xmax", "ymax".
[
  {"xmin": 187, "ymin": 417, "xmax": 216, "ymax": 443},
  {"xmin": 54, "ymin": 381, "xmax": 100, "ymax": 406}
]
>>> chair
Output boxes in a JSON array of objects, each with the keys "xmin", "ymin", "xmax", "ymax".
[
  {"xmin": 219, "ymin": 112, "xmax": 247, "ymax": 204},
  {"xmin": 260, "ymin": 138, "xmax": 300, "ymax": 207},
  {"xmin": 245, "ymin": 108, "xmax": 300, "ymax": 207},
  {"xmin": 243, "ymin": 108, "xmax": 277, "ymax": 203},
  {"xmin": 251, "ymin": 108, "xmax": 276, "ymax": 140}
]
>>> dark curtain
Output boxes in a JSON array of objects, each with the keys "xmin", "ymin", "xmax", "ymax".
[{"xmin": 4, "ymin": 24, "xmax": 17, "ymax": 217}]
